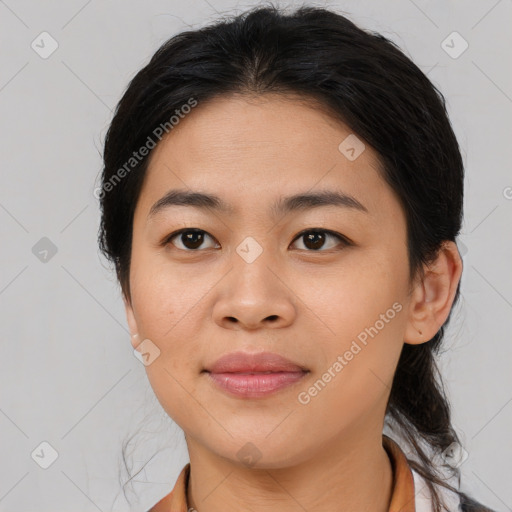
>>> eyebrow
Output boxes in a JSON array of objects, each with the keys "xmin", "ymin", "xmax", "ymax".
[{"xmin": 147, "ymin": 188, "xmax": 368, "ymax": 221}]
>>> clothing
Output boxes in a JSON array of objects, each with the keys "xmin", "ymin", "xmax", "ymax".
[{"xmin": 147, "ymin": 435, "xmax": 494, "ymax": 512}]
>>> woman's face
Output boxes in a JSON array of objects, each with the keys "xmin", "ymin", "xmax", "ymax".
[{"xmin": 124, "ymin": 93, "xmax": 417, "ymax": 468}]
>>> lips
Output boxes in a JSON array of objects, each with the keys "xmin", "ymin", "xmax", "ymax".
[
  {"xmin": 205, "ymin": 351, "xmax": 308, "ymax": 374},
  {"xmin": 203, "ymin": 351, "xmax": 309, "ymax": 398}
]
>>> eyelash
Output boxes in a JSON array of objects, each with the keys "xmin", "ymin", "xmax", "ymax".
[{"xmin": 162, "ymin": 228, "xmax": 351, "ymax": 252}]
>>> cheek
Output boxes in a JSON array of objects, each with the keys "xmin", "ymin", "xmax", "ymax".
[
  {"xmin": 131, "ymin": 268, "xmax": 205, "ymax": 430},
  {"xmin": 129, "ymin": 254, "xmax": 205, "ymax": 394},
  {"xmin": 129, "ymin": 250, "xmax": 204, "ymax": 341},
  {"xmin": 295, "ymin": 299, "xmax": 405, "ymax": 434},
  {"xmin": 306, "ymin": 251, "xmax": 407, "ymax": 342},
  {"xmin": 300, "ymin": 252, "xmax": 408, "ymax": 396},
  {"xmin": 146, "ymin": 365, "xmax": 206, "ymax": 436}
]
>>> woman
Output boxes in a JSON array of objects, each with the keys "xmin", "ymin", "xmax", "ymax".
[{"xmin": 97, "ymin": 4, "xmax": 495, "ymax": 512}]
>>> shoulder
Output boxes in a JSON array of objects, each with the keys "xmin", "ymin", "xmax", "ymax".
[
  {"xmin": 458, "ymin": 491, "xmax": 497, "ymax": 512},
  {"xmin": 146, "ymin": 462, "xmax": 190, "ymax": 511},
  {"xmin": 145, "ymin": 490, "xmax": 175, "ymax": 512},
  {"xmin": 412, "ymin": 467, "xmax": 496, "ymax": 512}
]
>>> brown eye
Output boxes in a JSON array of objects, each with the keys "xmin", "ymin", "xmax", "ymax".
[
  {"xmin": 291, "ymin": 229, "xmax": 349, "ymax": 251},
  {"xmin": 165, "ymin": 229, "xmax": 219, "ymax": 251}
]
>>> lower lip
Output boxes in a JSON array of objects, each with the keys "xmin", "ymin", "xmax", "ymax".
[{"xmin": 206, "ymin": 371, "xmax": 307, "ymax": 398}]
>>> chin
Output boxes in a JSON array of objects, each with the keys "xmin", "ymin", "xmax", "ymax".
[{"xmin": 209, "ymin": 435, "xmax": 314, "ymax": 470}]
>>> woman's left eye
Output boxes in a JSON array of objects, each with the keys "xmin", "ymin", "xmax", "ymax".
[
  {"xmin": 291, "ymin": 229, "xmax": 350, "ymax": 251},
  {"xmin": 163, "ymin": 228, "xmax": 349, "ymax": 252}
]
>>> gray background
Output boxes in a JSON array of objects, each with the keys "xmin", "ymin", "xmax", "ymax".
[{"xmin": 0, "ymin": 0, "xmax": 511, "ymax": 511}]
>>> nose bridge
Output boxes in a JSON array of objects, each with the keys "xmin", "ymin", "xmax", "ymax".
[
  {"xmin": 212, "ymin": 232, "xmax": 296, "ymax": 329},
  {"xmin": 231, "ymin": 233, "xmax": 278, "ymax": 297}
]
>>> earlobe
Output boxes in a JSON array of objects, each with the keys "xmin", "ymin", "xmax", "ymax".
[
  {"xmin": 123, "ymin": 294, "xmax": 140, "ymax": 349},
  {"xmin": 404, "ymin": 241, "xmax": 462, "ymax": 345}
]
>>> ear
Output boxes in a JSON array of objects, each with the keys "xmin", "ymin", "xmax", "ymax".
[
  {"xmin": 404, "ymin": 241, "xmax": 463, "ymax": 345},
  {"xmin": 123, "ymin": 293, "xmax": 141, "ymax": 349}
]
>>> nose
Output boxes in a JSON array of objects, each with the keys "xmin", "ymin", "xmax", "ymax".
[{"xmin": 211, "ymin": 250, "xmax": 297, "ymax": 331}]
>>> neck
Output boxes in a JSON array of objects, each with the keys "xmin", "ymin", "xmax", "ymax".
[{"xmin": 186, "ymin": 428, "xmax": 393, "ymax": 512}]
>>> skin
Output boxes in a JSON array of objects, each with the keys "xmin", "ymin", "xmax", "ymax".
[{"xmin": 123, "ymin": 93, "xmax": 462, "ymax": 512}]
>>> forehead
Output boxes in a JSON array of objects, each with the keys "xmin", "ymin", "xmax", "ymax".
[{"xmin": 135, "ymin": 93, "xmax": 396, "ymax": 220}]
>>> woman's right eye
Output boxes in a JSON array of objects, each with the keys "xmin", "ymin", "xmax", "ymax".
[{"xmin": 164, "ymin": 229, "xmax": 220, "ymax": 251}]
